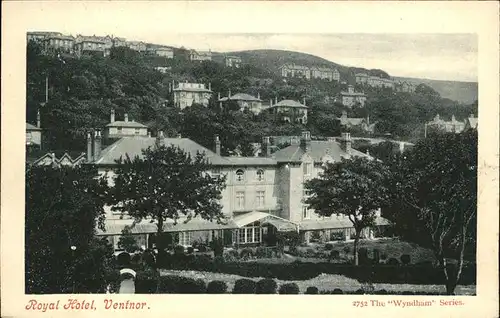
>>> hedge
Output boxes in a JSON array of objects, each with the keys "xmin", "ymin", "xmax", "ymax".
[
  {"xmin": 233, "ymin": 279, "xmax": 257, "ymax": 294},
  {"xmin": 207, "ymin": 280, "xmax": 228, "ymax": 294},
  {"xmin": 157, "ymin": 255, "xmax": 476, "ymax": 285},
  {"xmin": 305, "ymin": 286, "xmax": 319, "ymax": 294},
  {"xmin": 279, "ymin": 283, "xmax": 300, "ymax": 294},
  {"xmin": 256, "ymin": 278, "xmax": 278, "ymax": 294}
]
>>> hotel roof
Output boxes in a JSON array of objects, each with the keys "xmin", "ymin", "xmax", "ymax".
[{"xmin": 272, "ymin": 140, "xmax": 371, "ymax": 163}]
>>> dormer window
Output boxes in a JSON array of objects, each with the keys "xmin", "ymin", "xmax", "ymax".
[
  {"xmin": 235, "ymin": 169, "xmax": 245, "ymax": 182},
  {"xmin": 256, "ymin": 169, "xmax": 265, "ymax": 181}
]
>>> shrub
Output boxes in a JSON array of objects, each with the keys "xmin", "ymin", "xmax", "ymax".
[
  {"xmin": 158, "ymin": 275, "xmax": 206, "ymax": 293},
  {"xmin": 211, "ymin": 237, "xmax": 224, "ymax": 258},
  {"xmin": 193, "ymin": 279, "xmax": 207, "ymax": 293},
  {"xmin": 310, "ymin": 231, "xmax": 321, "ymax": 242},
  {"xmin": 375, "ymin": 289, "xmax": 388, "ymax": 295},
  {"xmin": 354, "ymin": 289, "xmax": 364, "ymax": 294},
  {"xmin": 387, "ymin": 258, "xmax": 400, "ymax": 266},
  {"xmin": 343, "ymin": 246, "xmax": 350, "ymax": 254},
  {"xmin": 305, "ymin": 286, "xmax": 319, "ymax": 294},
  {"xmin": 332, "ymin": 288, "xmax": 344, "ymax": 294},
  {"xmin": 116, "ymin": 252, "xmax": 131, "ymax": 267},
  {"xmin": 186, "ymin": 247, "xmax": 194, "ymax": 254},
  {"xmin": 305, "ymin": 248, "xmax": 316, "ymax": 258},
  {"xmin": 255, "ymin": 246, "xmax": 267, "ymax": 258},
  {"xmin": 324, "ymin": 243, "xmax": 334, "ymax": 250},
  {"xmin": 135, "ymin": 269, "xmax": 159, "ymax": 294},
  {"xmin": 380, "ymin": 253, "xmax": 388, "ymax": 260},
  {"xmin": 330, "ymin": 250, "xmax": 340, "ymax": 260},
  {"xmin": 174, "ymin": 245, "xmax": 185, "ymax": 256},
  {"xmin": 400, "ymin": 254, "xmax": 411, "ymax": 265},
  {"xmin": 279, "ymin": 283, "xmax": 300, "ymax": 294},
  {"xmin": 233, "ymin": 279, "xmax": 257, "ymax": 294},
  {"xmin": 256, "ymin": 278, "xmax": 278, "ymax": 294},
  {"xmin": 197, "ymin": 245, "xmax": 208, "ymax": 253},
  {"xmin": 207, "ymin": 280, "xmax": 228, "ymax": 293},
  {"xmin": 240, "ymin": 248, "xmax": 254, "ymax": 260},
  {"xmin": 223, "ymin": 249, "xmax": 239, "ymax": 262}
]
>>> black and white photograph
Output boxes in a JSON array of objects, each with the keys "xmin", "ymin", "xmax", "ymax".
[
  {"xmin": 24, "ymin": 30, "xmax": 479, "ymax": 296},
  {"xmin": 2, "ymin": 1, "xmax": 499, "ymax": 317}
]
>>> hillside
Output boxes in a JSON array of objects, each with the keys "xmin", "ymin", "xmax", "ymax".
[
  {"xmin": 226, "ymin": 49, "xmax": 477, "ymax": 104},
  {"xmin": 394, "ymin": 77, "xmax": 478, "ymax": 104}
]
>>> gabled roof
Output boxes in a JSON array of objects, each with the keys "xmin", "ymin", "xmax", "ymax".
[
  {"xmin": 466, "ymin": 117, "xmax": 478, "ymax": 129},
  {"xmin": 339, "ymin": 117, "xmax": 365, "ymax": 126},
  {"xmin": 219, "ymin": 93, "xmax": 261, "ymax": 102},
  {"xmin": 106, "ymin": 120, "xmax": 148, "ymax": 128},
  {"xmin": 225, "ymin": 157, "xmax": 277, "ymax": 166},
  {"xmin": 94, "ymin": 137, "xmax": 232, "ymax": 166},
  {"xmin": 270, "ymin": 100, "xmax": 308, "ymax": 109},
  {"xmin": 272, "ymin": 140, "xmax": 371, "ymax": 163},
  {"xmin": 26, "ymin": 123, "xmax": 42, "ymax": 131}
]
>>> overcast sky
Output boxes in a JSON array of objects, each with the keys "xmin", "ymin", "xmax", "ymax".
[{"xmin": 68, "ymin": 32, "xmax": 476, "ymax": 82}]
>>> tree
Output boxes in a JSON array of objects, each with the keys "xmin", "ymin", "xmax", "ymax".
[
  {"xmin": 25, "ymin": 165, "xmax": 116, "ymax": 294},
  {"xmin": 386, "ymin": 130, "xmax": 477, "ymax": 294},
  {"xmin": 107, "ymin": 144, "xmax": 227, "ymax": 256},
  {"xmin": 304, "ymin": 157, "xmax": 390, "ymax": 265}
]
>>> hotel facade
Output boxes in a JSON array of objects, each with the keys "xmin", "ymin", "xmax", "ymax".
[{"xmin": 90, "ymin": 131, "xmax": 388, "ymax": 251}]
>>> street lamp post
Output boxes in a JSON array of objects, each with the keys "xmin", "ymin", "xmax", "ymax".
[{"xmin": 70, "ymin": 245, "xmax": 76, "ymax": 293}]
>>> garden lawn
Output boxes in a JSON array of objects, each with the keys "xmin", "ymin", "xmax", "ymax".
[{"xmin": 159, "ymin": 269, "xmax": 475, "ymax": 295}]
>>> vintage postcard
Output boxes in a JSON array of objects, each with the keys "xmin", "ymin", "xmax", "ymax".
[{"xmin": 1, "ymin": 1, "xmax": 499, "ymax": 317}]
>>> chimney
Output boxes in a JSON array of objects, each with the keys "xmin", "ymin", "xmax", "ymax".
[
  {"xmin": 300, "ymin": 131, "xmax": 311, "ymax": 152},
  {"xmin": 168, "ymin": 82, "xmax": 172, "ymax": 93},
  {"xmin": 303, "ymin": 97, "xmax": 306, "ymax": 106},
  {"xmin": 215, "ymin": 135, "xmax": 221, "ymax": 156},
  {"xmin": 93, "ymin": 130, "xmax": 102, "ymax": 160},
  {"xmin": 86, "ymin": 132, "xmax": 93, "ymax": 162},
  {"xmin": 218, "ymin": 92, "xmax": 221, "ymax": 100},
  {"xmin": 275, "ymin": 96, "xmax": 278, "ymax": 104},
  {"xmin": 208, "ymin": 82, "xmax": 211, "ymax": 91},
  {"xmin": 262, "ymin": 136, "xmax": 271, "ymax": 157},
  {"xmin": 257, "ymin": 92, "xmax": 260, "ymax": 100},
  {"xmin": 37, "ymin": 109, "xmax": 41, "ymax": 128},
  {"xmin": 340, "ymin": 132, "xmax": 352, "ymax": 154},
  {"xmin": 228, "ymin": 89, "xmax": 232, "ymax": 98},
  {"xmin": 110, "ymin": 109, "xmax": 115, "ymax": 123},
  {"xmin": 270, "ymin": 99, "xmax": 273, "ymax": 107},
  {"xmin": 156, "ymin": 130, "xmax": 164, "ymax": 147},
  {"xmin": 124, "ymin": 113, "xmax": 129, "ymax": 122}
]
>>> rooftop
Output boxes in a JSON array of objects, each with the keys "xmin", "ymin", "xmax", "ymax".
[
  {"xmin": 26, "ymin": 123, "xmax": 42, "ymax": 131},
  {"xmin": 272, "ymin": 140, "xmax": 371, "ymax": 163},
  {"xmin": 106, "ymin": 120, "xmax": 148, "ymax": 128},
  {"xmin": 270, "ymin": 99, "xmax": 308, "ymax": 109},
  {"xmin": 219, "ymin": 93, "xmax": 261, "ymax": 102}
]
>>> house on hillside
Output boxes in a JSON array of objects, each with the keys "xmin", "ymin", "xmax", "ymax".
[
  {"xmin": 88, "ymin": 130, "xmax": 388, "ymax": 250},
  {"xmin": 268, "ymin": 98, "xmax": 308, "ymax": 124},
  {"xmin": 27, "ymin": 31, "xmax": 63, "ymax": 43},
  {"xmin": 104, "ymin": 110, "xmax": 149, "ymax": 138},
  {"xmin": 42, "ymin": 34, "xmax": 75, "ymax": 54},
  {"xmin": 189, "ymin": 50, "xmax": 212, "ymax": 62},
  {"xmin": 74, "ymin": 37, "xmax": 109, "ymax": 58},
  {"xmin": 224, "ymin": 55, "xmax": 242, "ymax": 68},
  {"xmin": 355, "ymin": 73, "xmax": 370, "ymax": 85},
  {"xmin": 26, "ymin": 111, "xmax": 42, "ymax": 149},
  {"xmin": 172, "ymin": 81, "xmax": 213, "ymax": 109},
  {"xmin": 146, "ymin": 45, "xmax": 174, "ymax": 58},
  {"xmin": 218, "ymin": 92, "xmax": 264, "ymax": 114},
  {"xmin": 126, "ymin": 41, "xmax": 147, "ymax": 52},
  {"xmin": 464, "ymin": 114, "xmax": 478, "ymax": 130},
  {"xmin": 425, "ymin": 114, "xmax": 465, "ymax": 135},
  {"xmin": 310, "ymin": 66, "xmax": 340, "ymax": 81},
  {"xmin": 336, "ymin": 85, "xmax": 367, "ymax": 108},
  {"xmin": 279, "ymin": 64, "xmax": 311, "ymax": 79},
  {"xmin": 337, "ymin": 111, "xmax": 376, "ymax": 134},
  {"xmin": 112, "ymin": 37, "xmax": 127, "ymax": 47},
  {"xmin": 395, "ymin": 81, "xmax": 416, "ymax": 93}
]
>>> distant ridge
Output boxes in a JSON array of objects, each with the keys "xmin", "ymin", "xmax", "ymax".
[{"xmin": 224, "ymin": 49, "xmax": 477, "ymax": 104}]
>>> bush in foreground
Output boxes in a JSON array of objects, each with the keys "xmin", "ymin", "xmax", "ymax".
[
  {"xmin": 207, "ymin": 280, "xmax": 228, "ymax": 294},
  {"xmin": 233, "ymin": 279, "xmax": 257, "ymax": 294},
  {"xmin": 305, "ymin": 286, "xmax": 319, "ymax": 294},
  {"xmin": 279, "ymin": 283, "xmax": 300, "ymax": 294},
  {"xmin": 256, "ymin": 278, "xmax": 278, "ymax": 294}
]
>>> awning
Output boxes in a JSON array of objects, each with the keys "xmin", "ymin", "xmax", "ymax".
[
  {"xmin": 232, "ymin": 211, "xmax": 299, "ymax": 232},
  {"xmin": 96, "ymin": 217, "xmax": 236, "ymax": 236}
]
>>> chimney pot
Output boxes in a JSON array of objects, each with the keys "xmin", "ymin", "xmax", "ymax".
[
  {"xmin": 93, "ymin": 130, "xmax": 102, "ymax": 161},
  {"xmin": 37, "ymin": 109, "xmax": 41, "ymax": 128},
  {"xmin": 110, "ymin": 109, "xmax": 115, "ymax": 123},
  {"xmin": 124, "ymin": 113, "xmax": 129, "ymax": 122},
  {"xmin": 215, "ymin": 134, "xmax": 221, "ymax": 156},
  {"xmin": 262, "ymin": 136, "xmax": 271, "ymax": 157},
  {"xmin": 300, "ymin": 131, "xmax": 311, "ymax": 152}
]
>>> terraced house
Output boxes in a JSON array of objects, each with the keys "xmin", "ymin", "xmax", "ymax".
[{"xmin": 89, "ymin": 131, "xmax": 388, "ymax": 251}]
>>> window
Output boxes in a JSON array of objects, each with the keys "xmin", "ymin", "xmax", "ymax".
[
  {"xmin": 302, "ymin": 206, "xmax": 311, "ymax": 219},
  {"xmin": 235, "ymin": 169, "xmax": 245, "ymax": 182},
  {"xmin": 135, "ymin": 128, "xmax": 140, "ymax": 135},
  {"xmin": 236, "ymin": 191, "xmax": 245, "ymax": 210},
  {"xmin": 211, "ymin": 168, "xmax": 221, "ymax": 178},
  {"xmin": 178, "ymin": 231, "xmax": 192, "ymax": 246},
  {"xmin": 117, "ymin": 127, "xmax": 122, "ymax": 134},
  {"xmin": 256, "ymin": 191, "xmax": 265, "ymax": 208},
  {"xmin": 256, "ymin": 169, "xmax": 265, "ymax": 181},
  {"xmin": 238, "ymin": 226, "xmax": 262, "ymax": 244},
  {"xmin": 303, "ymin": 162, "xmax": 312, "ymax": 176}
]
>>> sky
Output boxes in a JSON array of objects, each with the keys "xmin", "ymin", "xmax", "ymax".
[{"xmin": 65, "ymin": 32, "xmax": 478, "ymax": 82}]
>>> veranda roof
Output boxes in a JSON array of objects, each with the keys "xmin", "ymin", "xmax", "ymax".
[{"xmin": 233, "ymin": 211, "xmax": 299, "ymax": 231}]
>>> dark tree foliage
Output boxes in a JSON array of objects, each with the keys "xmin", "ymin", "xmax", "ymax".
[
  {"xmin": 25, "ymin": 165, "xmax": 116, "ymax": 294},
  {"xmin": 107, "ymin": 144, "xmax": 227, "ymax": 255},
  {"xmin": 385, "ymin": 130, "xmax": 477, "ymax": 294},
  {"xmin": 304, "ymin": 157, "xmax": 391, "ymax": 265}
]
